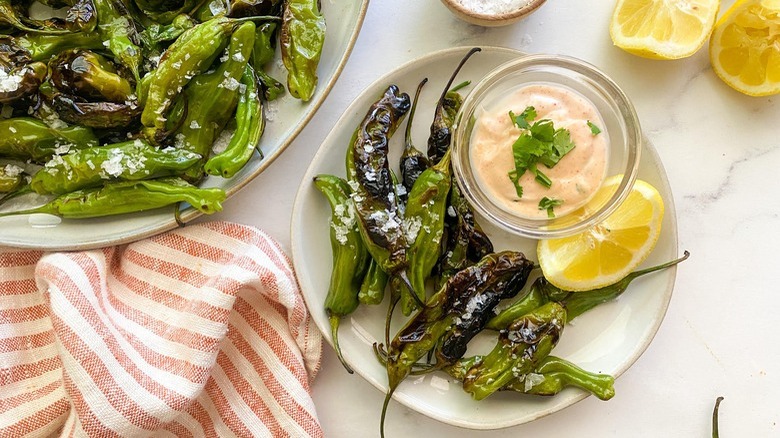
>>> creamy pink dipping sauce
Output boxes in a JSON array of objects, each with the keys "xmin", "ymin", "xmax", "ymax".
[{"xmin": 469, "ymin": 83, "xmax": 608, "ymax": 219}]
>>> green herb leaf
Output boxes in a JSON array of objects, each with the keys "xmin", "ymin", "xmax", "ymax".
[
  {"xmin": 539, "ymin": 197, "xmax": 563, "ymax": 218},
  {"xmin": 530, "ymin": 119, "xmax": 555, "ymax": 142},
  {"xmin": 587, "ymin": 120, "xmax": 601, "ymax": 135},
  {"xmin": 509, "ymin": 106, "xmax": 537, "ymax": 129},
  {"xmin": 534, "ymin": 167, "xmax": 552, "ymax": 188},
  {"xmin": 508, "ymin": 170, "xmax": 523, "ymax": 197}
]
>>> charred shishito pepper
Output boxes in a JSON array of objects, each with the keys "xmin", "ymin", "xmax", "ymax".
[
  {"xmin": 380, "ymin": 251, "xmax": 534, "ymax": 437},
  {"xmin": 0, "ymin": 61, "xmax": 47, "ymax": 105},
  {"xmin": 399, "ymin": 78, "xmax": 429, "ymax": 199},
  {"xmin": 313, "ymin": 174, "xmax": 370, "ymax": 374},
  {"xmin": 0, "ymin": 117, "xmax": 98, "ymax": 162},
  {"xmin": 346, "ymin": 85, "xmax": 411, "ymax": 283},
  {"xmin": 462, "ymin": 301, "xmax": 566, "ymax": 401}
]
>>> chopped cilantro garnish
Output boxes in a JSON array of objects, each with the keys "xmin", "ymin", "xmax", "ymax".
[
  {"xmin": 587, "ymin": 120, "xmax": 601, "ymax": 135},
  {"xmin": 506, "ymin": 108, "xmax": 576, "ymax": 199},
  {"xmin": 539, "ymin": 197, "xmax": 563, "ymax": 218}
]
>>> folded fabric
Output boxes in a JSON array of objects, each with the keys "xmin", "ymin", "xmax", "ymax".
[{"xmin": 0, "ymin": 221, "xmax": 323, "ymax": 437}]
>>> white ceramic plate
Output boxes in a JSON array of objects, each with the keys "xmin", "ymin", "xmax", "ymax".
[
  {"xmin": 291, "ymin": 46, "xmax": 679, "ymax": 429},
  {"xmin": 0, "ymin": 0, "xmax": 369, "ymax": 250}
]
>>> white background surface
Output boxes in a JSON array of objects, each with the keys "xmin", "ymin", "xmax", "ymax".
[{"xmin": 214, "ymin": 0, "xmax": 779, "ymax": 436}]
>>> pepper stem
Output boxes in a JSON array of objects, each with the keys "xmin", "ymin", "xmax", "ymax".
[
  {"xmin": 437, "ymin": 47, "xmax": 481, "ymax": 105},
  {"xmin": 448, "ymin": 80, "xmax": 471, "ymax": 93},
  {"xmin": 380, "ymin": 386, "xmax": 396, "ymax": 438},
  {"xmin": 396, "ymin": 271, "xmax": 425, "ymax": 309},
  {"xmin": 405, "ymin": 78, "xmax": 428, "ymax": 151},
  {"xmin": 385, "ymin": 292, "xmax": 400, "ymax": 348},
  {"xmin": 329, "ymin": 314, "xmax": 353, "ymax": 374},
  {"xmin": 625, "ymin": 250, "xmax": 690, "ymax": 281},
  {"xmin": 712, "ymin": 396, "xmax": 724, "ymax": 438}
]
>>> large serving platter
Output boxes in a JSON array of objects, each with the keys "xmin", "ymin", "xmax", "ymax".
[
  {"xmin": 0, "ymin": 0, "xmax": 369, "ymax": 250},
  {"xmin": 291, "ymin": 46, "xmax": 679, "ymax": 429}
]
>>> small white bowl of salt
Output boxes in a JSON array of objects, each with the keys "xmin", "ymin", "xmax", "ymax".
[{"xmin": 440, "ymin": 0, "xmax": 547, "ymax": 27}]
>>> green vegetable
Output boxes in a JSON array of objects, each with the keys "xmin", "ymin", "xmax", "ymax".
[
  {"xmin": 313, "ymin": 174, "xmax": 371, "ymax": 374},
  {"xmin": 30, "ymin": 140, "xmax": 202, "ymax": 195},
  {"xmin": 280, "ymin": 0, "xmax": 325, "ymax": 101},
  {"xmin": 0, "ymin": 177, "xmax": 225, "ymax": 219},
  {"xmin": 0, "ymin": 165, "xmax": 23, "ymax": 192},
  {"xmin": 204, "ymin": 64, "xmax": 265, "ymax": 178},
  {"xmin": 93, "ymin": 0, "xmax": 143, "ymax": 80},
  {"xmin": 359, "ymin": 259, "xmax": 388, "ymax": 305},
  {"xmin": 0, "ymin": 118, "xmax": 98, "ymax": 162},
  {"xmin": 507, "ymin": 106, "xmax": 576, "ymax": 198},
  {"xmin": 587, "ymin": 120, "xmax": 601, "ymax": 135},
  {"xmin": 538, "ymin": 196, "xmax": 563, "ymax": 218}
]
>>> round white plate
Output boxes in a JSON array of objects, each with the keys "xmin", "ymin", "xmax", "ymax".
[
  {"xmin": 0, "ymin": 1, "xmax": 369, "ymax": 250},
  {"xmin": 291, "ymin": 46, "xmax": 679, "ymax": 429}
]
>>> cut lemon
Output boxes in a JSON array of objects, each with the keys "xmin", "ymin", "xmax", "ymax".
[
  {"xmin": 537, "ymin": 177, "xmax": 665, "ymax": 291},
  {"xmin": 710, "ymin": 0, "xmax": 780, "ymax": 96},
  {"xmin": 610, "ymin": 0, "xmax": 720, "ymax": 59}
]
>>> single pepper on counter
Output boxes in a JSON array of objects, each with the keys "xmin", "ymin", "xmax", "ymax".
[
  {"xmin": 172, "ymin": 21, "xmax": 255, "ymax": 181},
  {"xmin": 280, "ymin": 0, "xmax": 325, "ymax": 101},
  {"xmin": 0, "ymin": 177, "xmax": 225, "ymax": 219},
  {"xmin": 380, "ymin": 251, "xmax": 534, "ymax": 438},
  {"xmin": 345, "ymin": 85, "xmax": 412, "ymax": 291},
  {"xmin": 461, "ymin": 301, "xmax": 566, "ymax": 401},
  {"xmin": 204, "ymin": 64, "xmax": 265, "ymax": 178},
  {"xmin": 30, "ymin": 139, "xmax": 202, "ymax": 195},
  {"xmin": 0, "ymin": 117, "xmax": 98, "ymax": 162},
  {"xmin": 313, "ymin": 174, "xmax": 370, "ymax": 374}
]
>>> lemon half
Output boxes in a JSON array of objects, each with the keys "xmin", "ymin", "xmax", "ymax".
[
  {"xmin": 537, "ymin": 177, "xmax": 665, "ymax": 291},
  {"xmin": 710, "ymin": 0, "xmax": 780, "ymax": 96},
  {"xmin": 611, "ymin": 0, "xmax": 720, "ymax": 59}
]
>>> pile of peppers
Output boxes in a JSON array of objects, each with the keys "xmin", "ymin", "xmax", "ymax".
[
  {"xmin": 0, "ymin": 0, "xmax": 325, "ymax": 220},
  {"xmin": 312, "ymin": 47, "xmax": 691, "ymax": 438}
]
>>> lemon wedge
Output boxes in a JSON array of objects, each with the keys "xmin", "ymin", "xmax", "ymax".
[
  {"xmin": 710, "ymin": 0, "xmax": 780, "ymax": 96},
  {"xmin": 537, "ymin": 177, "xmax": 665, "ymax": 292},
  {"xmin": 610, "ymin": 0, "xmax": 720, "ymax": 59}
]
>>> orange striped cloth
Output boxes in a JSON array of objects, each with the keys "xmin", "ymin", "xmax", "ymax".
[{"xmin": 0, "ymin": 222, "xmax": 323, "ymax": 437}]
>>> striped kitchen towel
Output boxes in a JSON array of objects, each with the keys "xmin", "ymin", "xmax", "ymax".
[{"xmin": 0, "ymin": 221, "xmax": 323, "ymax": 437}]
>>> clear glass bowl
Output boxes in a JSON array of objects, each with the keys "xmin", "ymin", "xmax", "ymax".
[{"xmin": 451, "ymin": 54, "xmax": 642, "ymax": 240}]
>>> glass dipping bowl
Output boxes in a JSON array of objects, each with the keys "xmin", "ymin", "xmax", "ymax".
[{"xmin": 451, "ymin": 54, "xmax": 642, "ymax": 240}]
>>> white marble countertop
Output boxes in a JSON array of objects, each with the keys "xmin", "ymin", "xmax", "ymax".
[{"xmin": 217, "ymin": 0, "xmax": 779, "ymax": 436}]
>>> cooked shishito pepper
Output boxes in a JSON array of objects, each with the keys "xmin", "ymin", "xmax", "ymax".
[
  {"xmin": 359, "ymin": 258, "xmax": 388, "ymax": 305},
  {"xmin": 93, "ymin": 0, "xmax": 143, "ymax": 80},
  {"xmin": 15, "ymin": 32, "xmax": 106, "ymax": 62},
  {"xmin": 251, "ymin": 22, "xmax": 285, "ymax": 101},
  {"xmin": 313, "ymin": 174, "xmax": 370, "ymax": 374},
  {"xmin": 0, "ymin": 118, "xmax": 98, "ymax": 162},
  {"xmin": 0, "ymin": 177, "xmax": 225, "ymax": 219},
  {"xmin": 462, "ymin": 301, "xmax": 566, "ymax": 401},
  {"xmin": 49, "ymin": 50, "xmax": 134, "ymax": 103},
  {"xmin": 399, "ymin": 78, "xmax": 429, "ymax": 198},
  {"xmin": 173, "ymin": 21, "xmax": 255, "ymax": 181},
  {"xmin": 380, "ymin": 251, "xmax": 533, "ymax": 438},
  {"xmin": 346, "ymin": 85, "xmax": 411, "ymax": 279},
  {"xmin": 447, "ymin": 354, "xmax": 615, "ymax": 401},
  {"xmin": 0, "ymin": 61, "xmax": 47, "ymax": 105},
  {"xmin": 30, "ymin": 140, "xmax": 202, "ymax": 195},
  {"xmin": 0, "ymin": 165, "xmax": 23, "ymax": 192},
  {"xmin": 141, "ymin": 17, "xmax": 261, "ymax": 134},
  {"xmin": 204, "ymin": 64, "xmax": 265, "ymax": 178},
  {"xmin": 280, "ymin": 0, "xmax": 325, "ymax": 101},
  {"xmin": 486, "ymin": 251, "xmax": 691, "ymax": 331},
  {"xmin": 0, "ymin": 0, "xmax": 71, "ymax": 34}
]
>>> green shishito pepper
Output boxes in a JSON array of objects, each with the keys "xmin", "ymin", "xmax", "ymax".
[
  {"xmin": 252, "ymin": 22, "xmax": 285, "ymax": 101},
  {"xmin": 0, "ymin": 177, "xmax": 225, "ymax": 219},
  {"xmin": 30, "ymin": 140, "xmax": 202, "ymax": 195},
  {"xmin": 359, "ymin": 258, "xmax": 388, "ymax": 306},
  {"xmin": 0, "ymin": 118, "xmax": 98, "ymax": 162},
  {"xmin": 173, "ymin": 21, "xmax": 255, "ymax": 181},
  {"xmin": 141, "ymin": 17, "xmax": 269, "ymax": 134},
  {"xmin": 204, "ymin": 64, "xmax": 264, "ymax": 178},
  {"xmin": 380, "ymin": 251, "xmax": 533, "ymax": 438},
  {"xmin": 486, "ymin": 251, "xmax": 691, "ymax": 331},
  {"xmin": 462, "ymin": 301, "xmax": 566, "ymax": 401},
  {"xmin": 313, "ymin": 174, "xmax": 370, "ymax": 374},
  {"xmin": 447, "ymin": 354, "xmax": 615, "ymax": 401},
  {"xmin": 92, "ymin": 0, "xmax": 142, "ymax": 80},
  {"xmin": 280, "ymin": 0, "xmax": 324, "ymax": 101},
  {"xmin": 17, "ymin": 32, "xmax": 106, "ymax": 62},
  {"xmin": 0, "ymin": 165, "xmax": 23, "ymax": 192},
  {"xmin": 0, "ymin": 0, "xmax": 71, "ymax": 34},
  {"xmin": 346, "ymin": 85, "xmax": 411, "ymax": 280},
  {"xmin": 400, "ymin": 148, "xmax": 452, "ymax": 315},
  {"xmin": 399, "ymin": 77, "xmax": 429, "ymax": 202}
]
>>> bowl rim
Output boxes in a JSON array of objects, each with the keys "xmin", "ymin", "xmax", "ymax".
[
  {"xmin": 441, "ymin": 0, "xmax": 547, "ymax": 21},
  {"xmin": 451, "ymin": 53, "xmax": 643, "ymax": 239}
]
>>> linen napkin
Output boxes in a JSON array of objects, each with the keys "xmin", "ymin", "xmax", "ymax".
[{"xmin": 0, "ymin": 221, "xmax": 323, "ymax": 437}]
